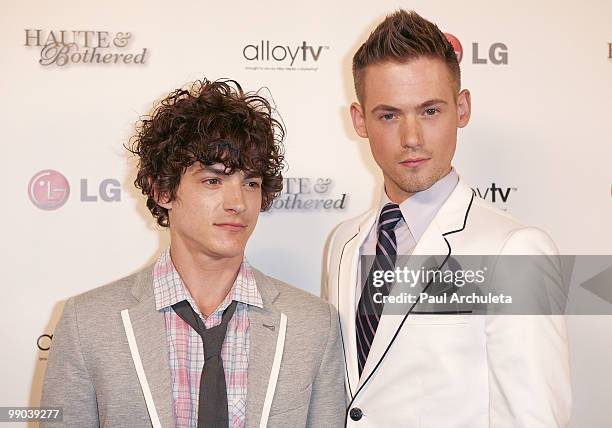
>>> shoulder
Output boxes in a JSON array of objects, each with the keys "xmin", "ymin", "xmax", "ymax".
[
  {"xmin": 270, "ymin": 273, "xmax": 335, "ymax": 318},
  {"xmin": 70, "ymin": 265, "xmax": 152, "ymax": 314},
  {"xmin": 328, "ymin": 209, "xmax": 375, "ymax": 249},
  {"xmin": 50, "ymin": 266, "xmax": 153, "ymax": 356},
  {"xmin": 257, "ymin": 272, "xmax": 342, "ymax": 363},
  {"xmin": 462, "ymin": 196, "xmax": 558, "ymax": 255},
  {"xmin": 257, "ymin": 271, "xmax": 336, "ymax": 328}
]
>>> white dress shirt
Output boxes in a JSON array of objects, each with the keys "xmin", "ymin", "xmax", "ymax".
[{"xmin": 356, "ymin": 168, "xmax": 459, "ymax": 306}]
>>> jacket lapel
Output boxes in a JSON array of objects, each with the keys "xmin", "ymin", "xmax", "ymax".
[
  {"xmin": 358, "ymin": 221, "xmax": 449, "ymax": 386},
  {"xmin": 335, "ymin": 210, "xmax": 377, "ymax": 397},
  {"xmin": 245, "ymin": 269, "xmax": 282, "ymax": 428},
  {"xmin": 128, "ymin": 266, "xmax": 176, "ymax": 428},
  {"xmin": 357, "ymin": 179, "xmax": 476, "ymax": 389}
]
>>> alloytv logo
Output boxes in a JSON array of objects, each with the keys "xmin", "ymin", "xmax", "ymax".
[
  {"xmin": 242, "ymin": 40, "xmax": 329, "ymax": 66},
  {"xmin": 472, "ymin": 183, "xmax": 517, "ymax": 208}
]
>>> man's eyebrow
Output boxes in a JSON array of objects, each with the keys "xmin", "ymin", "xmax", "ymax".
[
  {"xmin": 370, "ymin": 99, "xmax": 448, "ymax": 114},
  {"xmin": 196, "ymin": 165, "xmax": 226, "ymax": 175},
  {"xmin": 418, "ymin": 98, "xmax": 448, "ymax": 108},
  {"xmin": 195, "ymin": 165, "xmax": 262, "ymax": 179},
  {"xmin": 370, "ymin": 104, "xmax": 403, "ymax": 114},
  {"xmin": 243, "ymin": 171, "xmax": 262, "ymax": 179}
]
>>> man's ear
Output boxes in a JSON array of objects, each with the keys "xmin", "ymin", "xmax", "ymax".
[
  {"xmin": 456, "ymin": 89, "xmax": 472, "ymax": 128},
  {"xmin": 150, "ymin": 178, "xmax": 172, "ymax": 210},
  {"xmin": 350, "ymin": 102, "xmax": 369, "ymax": 138}
]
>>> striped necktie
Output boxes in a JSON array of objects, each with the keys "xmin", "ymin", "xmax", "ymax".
[{"xmin": 356, "ymin": 203, "xmax": 403, "ymax": 375}]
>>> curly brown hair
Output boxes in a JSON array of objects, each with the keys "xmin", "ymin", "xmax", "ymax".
[{"xmin": 127, "ymin": 78, "xmax": 286, "ymax": 227}]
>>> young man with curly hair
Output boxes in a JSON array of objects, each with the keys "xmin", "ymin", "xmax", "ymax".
[
  {"xmin": 41, "ymin": 79, "xmax": 346, "ymax": 428},
  {"xmin": 325, "ymin": 10, "xmax": 571, "ymax": 427}
]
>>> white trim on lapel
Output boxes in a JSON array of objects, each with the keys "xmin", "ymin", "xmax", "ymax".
[
  {"xmin": 245, "ymin": 269, "xmax": 285, "ymax": 427},
  {"xmin": 259, "ymin": 312, "xmax": 288, "ymax": 428},
  {"xmin": 127, "ymin": 267, "xmax": 175, "ymax": 428},
  {"xmin": 121, "ymin": 309, "xmax": 163, "ymax": 428}
]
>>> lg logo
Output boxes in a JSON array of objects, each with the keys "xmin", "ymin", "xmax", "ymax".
[
  {"xmin": 472, "ymin": 42, "xmax": 508, "ymax": 65},
  {"xmin": 28, "ymin": 170, "xmax": 70, "ymax": 210},
  {"xmin": 444, "ymin": 33, "xmax": 508, "ymax": 65},
  {"xmin": 28, "ymin": 169, "xmax": 121, "ymax": 210},
  {"xmin": 79, "ymin": 178, "xmax": 121, "ymax": 202}
]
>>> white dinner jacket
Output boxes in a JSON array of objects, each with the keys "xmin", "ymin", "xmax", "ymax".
[{"xmin": 325, "ymin": 178, "xmax": 571, "ymax": 428}]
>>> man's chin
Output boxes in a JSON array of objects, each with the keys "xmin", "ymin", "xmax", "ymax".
[
  {"xmin": 395, "ymin": 176, "xmax": 438, "ymax": 194},
  {"xmin": 407, "ymin": 183, "xmax": 435, "ymax": 193},
  {"xmin": 204, "ymin": 244, "xmax": 247, "ymax": 261},
  {"xmin": 218, "ymin": 250, "xmax": 246, "ymax": 260}
]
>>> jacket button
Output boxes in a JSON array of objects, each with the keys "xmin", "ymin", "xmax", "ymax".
[{"xmin": 349, "ymin": 407, "xmax": 363, "ymax": 421}]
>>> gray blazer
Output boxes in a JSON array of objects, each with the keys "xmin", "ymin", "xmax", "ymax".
[{"xmin": 41, "ymin": 265, "xmax": 346, "ymax": 427}]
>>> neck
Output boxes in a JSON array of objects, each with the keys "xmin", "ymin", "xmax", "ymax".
[
  {"xmin": 169, "ymin": 238, "xmax": 243, "ymax": 317},
  {"xmin": 384, "ymin": 167, "xmax": 454, "ymax": 204},
  {"xmin": 384, "ymin": 183, "xmax": 414, "ymax": 204}
]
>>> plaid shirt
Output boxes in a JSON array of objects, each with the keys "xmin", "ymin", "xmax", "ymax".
[{"xmin": 153, "ymin": 249, "xmax": 263, "ymax": 428}]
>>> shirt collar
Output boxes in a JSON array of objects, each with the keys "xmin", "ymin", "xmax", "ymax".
[
  {"xmin": 152, "ymin": 248, "xmax": 263, "ymax": 313},
  {"xmin": 379, "ymin": 168, "xmax": 459, "ymax": 242}
]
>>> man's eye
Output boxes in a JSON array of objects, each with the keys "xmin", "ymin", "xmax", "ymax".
[
  {"xmin": 424, "ymin": 108, "xmax": 439, "ymax": 116},
  {"xmin": 247, "ymin": 181, "xmax": 261, "ymax": 188},
  {"xmin": 380, "ymin": 113, "xmax": 395, "ymax": 121},
  {"xmin": 203, "ymin": 178, "xmax": 220, "ymax": 185}
]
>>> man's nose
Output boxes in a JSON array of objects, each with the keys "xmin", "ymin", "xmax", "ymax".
[
  {"xmin": 223, "ymin": 180, "xmax": 246, "ymax": 214},
  {"xmin": 400, "ymin": 115, "xmax": 422, "ymax": 149}
]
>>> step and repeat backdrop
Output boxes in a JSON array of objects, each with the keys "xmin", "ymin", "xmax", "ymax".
[{"xmin": 2, "ymin": 0, "xmax": 611, "ymax": 426}]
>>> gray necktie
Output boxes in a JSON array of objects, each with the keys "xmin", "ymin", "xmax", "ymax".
[{"xmin": 171, "ymin": 299, "xmax": 238, "ymax": 428}]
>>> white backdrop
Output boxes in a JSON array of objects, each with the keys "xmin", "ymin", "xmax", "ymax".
[{"xmin": 2, "ymin": 0, "xmax": 611, "ymax": 426}]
